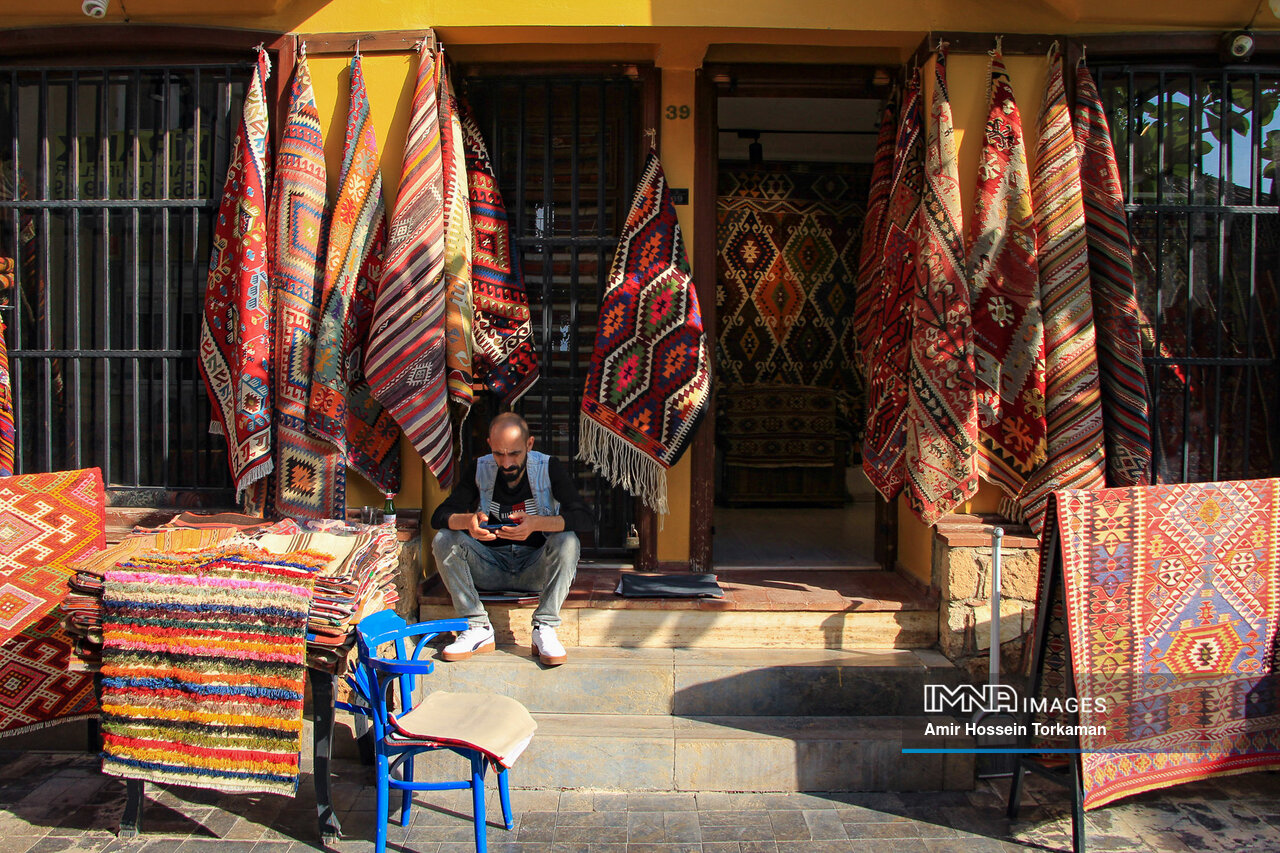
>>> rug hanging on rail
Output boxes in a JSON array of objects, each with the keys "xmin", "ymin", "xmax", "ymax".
[
  {"xmin": 579, "ymin": 146, "xmax": 711, "ymax": 516},
  {"xmin": 198, "ymin": 47, "xmax": 273, "ymax": 499},
  {"xmin": 1074, "ymin": 60, "xmax": 1153, "ymax": 488},
  {"xmin": 99, "ymin": 544, "xmax": 324, "ymax": 795},
  {"xmin": 853, "ymin": 91, "xmax": 897, "ymax": 381},
  {"xmin": 308, "ymin": 54, "xmax": 401, "ymax": 498},
  {"xmin": 1047, "ymin": 478, "xmax": 1280, "ymax": 810},
  {"xmin": 458, "ymin": 100, "xmax": 540, "ymax": 404},
  {"xmin": 439, "ymin": 61, "xmax": 476, "ymax": 463},
  {"xmin": 1017, "ymin": 44, "xmax": 1107, "ymax": 536},
  {"xmin": 966, "ymin": 43, "xmax": 1046, "ymax": 500},
  {"xmin": 861, "ymin": 70, "xmax": 923, "ymax": 502},
  {"xmin": 904, "ymin": 46, "xmax": 979, "ymax": 525},
  {"xmin": 0, "ymin": 316, "xmax": 13, "ymax": 477},
  {"xmin": 267, "ymin": 49, "xmax": 345, "ymax": 520},
  {"xmin": 0, "ymin": 467, "xmax": 105, "ymax": 736},
  {"xmin": 366, "ymin": 44, "xmax": 454, "ymax": 488}
]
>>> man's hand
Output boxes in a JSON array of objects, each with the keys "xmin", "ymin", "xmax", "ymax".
[
  {"xmin": 493, "ymin": 511, "xmax": 563, "ymax": 542},
  {"xmin": 452, "ymin": 511, "xmax": 497, "ymax": 541}
]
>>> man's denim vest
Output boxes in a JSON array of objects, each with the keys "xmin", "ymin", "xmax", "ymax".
[{"xmin": 476, "ymin": 450, "xmax": 560, "ymax": 518}]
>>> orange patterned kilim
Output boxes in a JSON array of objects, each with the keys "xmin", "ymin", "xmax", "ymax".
[
  {"xmin": 1049, "ymin": 478, "xmax": 1280, "ymax": 809},
  {"xmin": 0, "ymin": 468, "xmax": 105, "ymax": 735}
]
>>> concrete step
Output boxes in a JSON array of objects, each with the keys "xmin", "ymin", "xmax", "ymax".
[
  {"xmin": 411, "ymin": 713, "xmax": 974, "ymax": 792},
  {"xmin": 420, "ymin": 645, "xmax": 965, "ymax": 717}
]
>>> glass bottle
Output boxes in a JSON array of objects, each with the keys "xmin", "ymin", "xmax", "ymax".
[{"xmin": 382, "ymin": 495, "xmax": 397, "ymax": 528}]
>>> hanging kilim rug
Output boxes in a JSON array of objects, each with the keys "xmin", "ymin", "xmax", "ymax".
[
  {"xmin": 861, "ymin": 71, "xmax": 923, "ymax": 502},
  {"xmin": 439, "ymin": 60, "xmax": 475, "ymax": 465},
  {"xmin": 458, "ymin": 100, "xmax": 540, "ymax": 404},
  {"xmin": 0, "ymin": 317, "xmax": 13, "ymax": 476},
  {"xmin": 268, "ymin": 48, "xmax": 345, "ymax": 520},
  {"xmin": 1018, "ymin": 44, "xmax": 1107, "ymax": 535},
  {"xmin": 309, "ymin": 54, "xmax": 401, "ymax": 498},
  {"xmin": 853, "ymin": 91, "xmax": 897, "ymax": 381},
  {"xmin": 904, "ymin": 46, "xmax": 978, "ymax": 525},
  {"xmin": 579, "ymin": 147, "xmax": 711, "ymax": 516},
  {"xmin": 966, "ymin": 43, "xmax": 1046, "ymax": 500},
  {"xmin": 99, "ymin": 544, "xmax": 324, "ymax": 795},
  {"xmin": 1045, "ymin": 479, "xmax": 1280, "ymax": 810},
  {"xmin": 1075, "ymin": 60, "xmax": 1153, "ymax": 488},
  {"xmin": 0, "ymin": 468, "xmax": 105, "ymax": 736},
  {"xmin": 198, "ymin": 47, "xmax": 273, "ymax": 498},
  {"xmin": 366, "ymin": 45, "xmax": 454, "ymax": 487}
]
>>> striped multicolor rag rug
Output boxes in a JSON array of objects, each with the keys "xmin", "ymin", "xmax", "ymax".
[
  {"xmin": 366, "ymin": 45, "xmax": 454, "ymax": 488},
  {"xmin": 100, "ymin": 544, "xmax": 324, "ymax": 795},
  {"xmin": 579, "ymin": 147, "xmax": 711, "ymax": 516},
  {"xmin": 904, "ymin": 47, "xmax": 979, "ymax": 525},
  {"xmin": 459, "ymin": 101, "xmax": 540, "ymax": 404},
  {"xmin": 1074, "ymin": 60, "xmax": 1153, "ymax": 488},
  {"xmin": 0, "ymin": 317, "xmax": 12, "ymax": 476},
  {"xmin": 0, "ymin": 468, "xmax": 104, "ymax": 736},
  {"xmin": 966, "ymin": 44, "xmax": 1046, "ymax": 500},
  {"xmin": 267, "ymin": 49, "xmax": 345, "ymax": 520},
  {"xmin": 1044, "ymin": 479, "xmax": 1280, "ymax": 809},
  {"xmin": 861, "ymin": 71, "xmax": 923, "ymax": 502},
  {"xmin": 308, "ymin": 54, "xmax": 401, "ymax": 498},
  {"xmin": 853, "ymin": 91, "xmax": 897, "ymax": 380},
  {"xmin": 439, "ymin": 62, "xmax": 475, "ymax": 465},
  {"xmin": 198, "ymin": 48, "xmax": 273, "ymax": 499},
  {"xmin": 1018, "ymin": 45, "xmax": 1107, "ymax": 534}
]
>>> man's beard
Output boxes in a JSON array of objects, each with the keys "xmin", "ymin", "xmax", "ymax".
[{"xmin": 500, "ymin": 463, "xmax": 526, "ymax": 486}]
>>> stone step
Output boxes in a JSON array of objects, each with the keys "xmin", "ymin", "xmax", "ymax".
[
  {"xmin": 419, "ymin": 646, "xmax": 964, "ymax": 717},
  {"xmin": 410, "ymin": 713, "xmax": 974, "ymax": 792}
]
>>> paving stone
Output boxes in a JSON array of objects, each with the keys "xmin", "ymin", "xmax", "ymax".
[
  {"xmin": 518, "ymin": 812, "xmax": 558, "ymax": 843},
  {"xmin": 557, "ymin": 811, "xmax": 629, "ymax": 828},
  {"xmin": 698, "ymin": 811, "xmax": 772, "ymax": 828},
  {"xmin": 663, "ymin": 811, "xmax": 701, "ymax": 843},
  {"xmin": 593, "ymin": 793, "xmax": 630, "ymax": 812},
  {"xmin": 845, "ymin": 821, "xmax": 923, "ymax": 839},
  {"xmin": 800, "ymin": 810, "xmax": 847, "ymax": 841},
  {"xmin": 626, "ymin": 812, "xmax": 666, "ymax": 843},
  {"xmin": 922, "ymin": 838, "xmax": 1011, "ymax": 853},
  {"xmin": 767, "ymin": 811, "xmax": 811, "ymax": 842},
  {"xmin": 699, "ymin": 824, "xmax": 775, "ymax": 843},
  {"xmin": 699, "ymin": 843, "xmax": 741, "ymax": 853},
  {"xmin": 623, "ymin": 845, "xmax": 701, "ymax": 853},
  {"xmin": 693, "ymin": 794, "xmax": 733, "ymax": 811},
  {"xmin": 627, "ymin": 794, "xmax": 697, "ymax": 813},
  {"xmin": 553, "ymin": 824, "xmax": 628, "ymax": 844}
]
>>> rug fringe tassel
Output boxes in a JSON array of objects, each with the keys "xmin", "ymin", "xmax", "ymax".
[
  {"xmin": 577, "ymin": 415, "xmax": 668, "ymax": 519},
  {"xmin": 0, "ymin": 713, "xmax": 97, "ymax": 738}
]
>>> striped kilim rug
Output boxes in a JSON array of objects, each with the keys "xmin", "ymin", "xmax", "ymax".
[
  {"xmin": 198, "ymin": 48, "xmax": 273, "ymax": 499},
  {"xmin": 268, "ymin": 49, "xmax": 345, "ymax": 520},
  {"xmin": 904, "ymin": 46, "xmax": 979, "ymax": 525},
  {"xmin": 459, "ymin": 100, "xmax": 540, "ymax": 404},
  {"xmin": 0, "ymin": 316, "xmax": 12, "ymax": 476},
  {"xmin": 853, "ymin": 92, "xmax": 897, "ymax": 380},
  {"xmin": 1018, "ymin": 44, "xmax": 1107, "ymax": 535},
  {"xmin": 1074, "ymin": 60, "xmax": 1153, "ymax": 488},
  {"xmin": 0, "ymin": 468, "xmax": 104, "ymax": 736},
  {"xmin": 861, "ymin": 71, "xmax": 923, "ymax": 502},
  {"xmin": 439, "ymin": 62, "xmax": 475, "ymax": 468},
  {"xmin": 100, "ymin": 545, "xmax": 324, "ymax": 795},
  {"xmin": 966, "ymin": 44, "xmax": 1046, "ymax": 500},
  {"xmin": 366, "ymin": 45, "xmax": 453, "ymax": 488}
]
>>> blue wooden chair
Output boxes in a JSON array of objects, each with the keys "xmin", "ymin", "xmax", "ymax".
[{"xmin": 352, "ymin": 611, "xmax": 537, "ymax": 853}]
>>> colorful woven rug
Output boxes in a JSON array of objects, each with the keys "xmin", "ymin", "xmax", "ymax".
[
  {"xmin": 366, "ymin": 45, "xmax": 454, "ymax": 488},
  {"xmin": 966, "ymin": 44, "xmax": 1046, "ymax": 500},
  {"xmin": 718, "ymin": 385, "xmax": 844, "ymax": 469},
  {"xmin": 905, "ymin": 47, "xmax": 979, "ymax": 525},
  {"xmin": 579, "ymin": 147, "xmax": 711, "ymax": 516},
  {"xmin": 0, "ymin": 317, "xmax": 13, "ymax": 476},
  {"xmin": 1047, "ymin": 479, "xmax": 1280, "ymax": 809},
  {"xmin": 459, "ymin": 100, "xmax": 540, "ymax": 404},
  {"xmin": 198, "ymin": 48, "xmax": 273, "ymax": 498},
  {"xmin": 440, "ymin": 63, "xmax": 475, "ymax": 467},
  {"xmin": 1018, "ymin": 45, "xmax": 1107, "ymax": 535},
  {"xmin": 1074, "ymin": 60, "xmax": 1153, "ymax": 488},
  {"xmin": 715, "ymin": 163, "xmax": 869, "ymax": 397},
  {"xmin": 861, "ymin": 71, "xmax": 923, "ymax": 502},
  {"xmin": 0, "ymin": 468, "xmax": 104, "ymax": 736},
  {"xmin": 268, "ymin": 49, "xmax": 345, "ymax": 520},
  {"xmin": 308, "ymin": 54, "xmax": 401, "ymax": 498},
  {"xmin": 100, "ymin": 544, "xmax": 323, "ymax": 795},
  {"xmin": 853, "ymin": 92, "xmax": 897, "ymax": 381}
]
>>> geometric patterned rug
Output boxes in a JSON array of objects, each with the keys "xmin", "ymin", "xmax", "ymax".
[{"xmin": 0, "ymin": 468, "xmax": 105, "ymax": 736}]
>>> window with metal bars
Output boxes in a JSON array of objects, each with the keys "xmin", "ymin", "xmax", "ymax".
[
  {"xmin": 0, "ymin": 63, "xmax": 248, "ymax": 506},
  {"xmin": 461, "ymin": 72, "xmax": 648, "ymax": 557},
  {"xmin": 1094, "ymin": 60, "xmax": 1280, "ymax": 484}
]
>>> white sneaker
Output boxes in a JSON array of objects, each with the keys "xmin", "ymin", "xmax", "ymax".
[
  {"xmin": 441, "ymin": 624, "xmax": 496, "ymax": 661},
  {"xmin": 531, "ymin": 624, "xmax": 567, "ymax": 666}
]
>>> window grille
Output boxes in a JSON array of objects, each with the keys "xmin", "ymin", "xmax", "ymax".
[
  {"xmin": 1095, "ymin": 61, "xmax": 1280, "ymax": 483},
  {"xmin": 0, "ymin": 63, "xmax": 249, "ymax": 506}
]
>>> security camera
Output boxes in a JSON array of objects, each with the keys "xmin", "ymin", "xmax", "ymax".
[
  {"xmin": 82, "ymin": 0, "xmax": 108, "ymax": 17},
  {"xmin": 1221, "ymin": 30, "xmax": 1255, "ymax": 62}
]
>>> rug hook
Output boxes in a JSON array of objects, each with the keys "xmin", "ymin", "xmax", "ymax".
[
  {"xmin": 354, "ymin": 39, "xmax": 361, "ymax": 58},
  {"xmin": 1047, "ymin": 40, "xmax": 1059, "ymax": 62},
  {"xmin": 644, "ymin": 127, "xmax": 657, "ymax": 149},
  {"xmin": 298, "ymin": 38, "xmax": 307, "ymax": 60}
]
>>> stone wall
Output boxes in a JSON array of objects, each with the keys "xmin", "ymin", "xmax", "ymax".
[{"xmin": 930, "ymin": 515, "xmax": 1041, "ymax": 682}]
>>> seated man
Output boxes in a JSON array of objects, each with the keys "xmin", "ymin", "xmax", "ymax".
[{"xmin": 430, "ymin": 412, "xmax": 592, "ymax": 666}]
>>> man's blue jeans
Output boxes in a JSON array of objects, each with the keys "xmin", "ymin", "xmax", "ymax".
[{"xmin": 431, "ymin": 529, "xmax": 580, "ymax": 629}]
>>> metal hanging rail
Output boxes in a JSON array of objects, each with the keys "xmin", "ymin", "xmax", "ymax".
[{"xmin": 296, "ymin": 29, "xmax": 437, "ymax": 56}]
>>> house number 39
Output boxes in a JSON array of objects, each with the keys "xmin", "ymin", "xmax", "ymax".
[{"xmin": 665, "ymin": 105, "xmax": 691, "ymax": 119}]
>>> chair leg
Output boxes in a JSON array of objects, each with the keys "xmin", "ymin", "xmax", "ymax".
[
  {"xmin": 498, "ymin": 765, "xmax": 514, "ymax": 831},
  {"xmin": 375, "ymin": 755, "xmax": 390, "ymax": 853},
  {"xmin": 400, "ymin": 755, "xmax": 413, "ymax": 828},
  {"xmin": 471, "ymin": 752, "xmax": 488, "ymax": 853}
]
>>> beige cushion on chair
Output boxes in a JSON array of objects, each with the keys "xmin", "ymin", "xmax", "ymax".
[{"xmin": 392, "ymin": 691, "xmax": 538, "ymax": 768}]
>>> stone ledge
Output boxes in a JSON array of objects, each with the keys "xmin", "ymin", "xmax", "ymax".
[{"xmin": 933, "ymin": 512, "xmax": 1039, "ymax": 550}]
